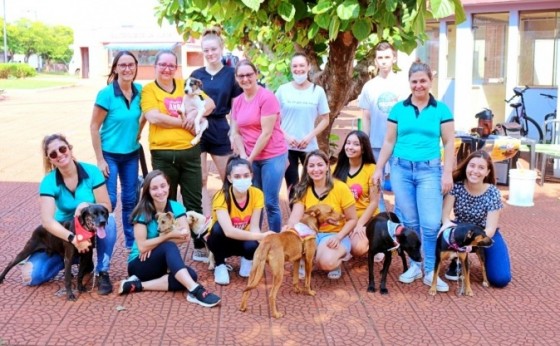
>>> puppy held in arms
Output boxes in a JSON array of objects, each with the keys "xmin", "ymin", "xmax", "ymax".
[{"xmin": 180, "ymin": 77, "xmax": 209, "ymax": 146}]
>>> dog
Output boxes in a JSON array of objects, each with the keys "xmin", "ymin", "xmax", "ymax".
[
  {"xmin": 366, "ymin": 212, "xmax": 422, "ymax": 294},
  {"xmin": 0, "ymin": 204, "xmax": 109, "ymax": 301},
  {"xmin": 429, "ymin": 223, "xmax": 493, "ymax": 297},
  {"xmin": 180, "ymin": 77, "xmax": 208, "ymax": 146},
  {"xmin": 156, "ymin": 211, "xmax": 177, "ymax": 235},
  {"xmin": 239, "ymin": 204, "xmax": 344, "ymax": 318},
  {"xmin": 187, "ymin": 211, "xmax": 215, "ymax": 270}
]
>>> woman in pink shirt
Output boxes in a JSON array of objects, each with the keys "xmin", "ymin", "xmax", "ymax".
[{"xmin": 230, "ymin": 60, "xmax": 288, "ymax": 232}]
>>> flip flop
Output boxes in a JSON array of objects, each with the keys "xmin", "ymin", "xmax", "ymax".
[{"xmin": 327, "ymin": 266, "xmax": 342, "ymax": 280}]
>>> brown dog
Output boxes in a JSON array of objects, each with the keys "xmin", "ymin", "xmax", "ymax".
[
  {"xmin": 429, "ymin": 224, "xmax": 493, "ymax": 297},
  {"xmin": 156, "ymin": 211, "xmax": 177, "ymax": 234},
  {"xmin": 239, "ymin": 204, "xmax": 343, "ymax": 318}
]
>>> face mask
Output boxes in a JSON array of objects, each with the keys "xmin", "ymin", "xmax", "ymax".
[
  {"xmin": 292, "ymin": 73, "xmax": 308, "ymax": 85},
  {"xmin": 232, "ymin": 178, "xmax": 252, "ymax": 193}
]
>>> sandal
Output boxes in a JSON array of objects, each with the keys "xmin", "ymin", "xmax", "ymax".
[{"xmin": 327, "ymin": 266, "xmax": 342, "ymax": 280}]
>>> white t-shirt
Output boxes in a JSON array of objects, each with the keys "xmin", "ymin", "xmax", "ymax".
[
  {"xmin": 276, "ymin": 82, "xmax": 330, "ymax": 152},
  {"xmin": 358, "ymin": 72, "xmax": 409, "ymax": 148}
]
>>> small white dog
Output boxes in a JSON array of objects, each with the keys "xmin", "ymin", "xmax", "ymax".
[
  {"xmin": 186, "ymin": 211, "xmax": 215, "ymax": 270},
  {"xmin": 180, "ymin": 77, "xmax": 209, "ymax": 146}
]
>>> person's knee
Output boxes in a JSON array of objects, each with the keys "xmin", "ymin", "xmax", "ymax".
[
  {"xmin": 489, "ymin": 273, "xmax": 511, "ymax": 288},
  {"xmin": 350, "ymin": 242, "xmax": 368, "ymax": 257}
]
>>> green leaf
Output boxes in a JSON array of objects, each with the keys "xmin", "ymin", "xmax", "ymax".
[
  {"xmin": 285, "ymin": 19, "xmax": 295, "ymax": 32},
  {"xmin": 291, "ymin": 0, "xmax": 309, "ymax": 21},
  {"xmin": 364, "ymin": 2, "xmax": 377, "ymax": 17},
  {"xmin": 384, "ymin": 0, "xmax": 398, "ymax": 12},
  {"xmin": 451, "ymin": 0, "xmax": 466, "ymax": 23},
  {"xmin": 430, "ymin": 0, "xmax": 465, "ymax": 22},
  {"xmin": 328, "ymin": 16, "xmax": 340, "ymax": 41},
  {"xmin": 311, "ymin": 0, "xmax": 334, "ymax": 15},
  {"xmin": 192, "ymin": 0, "xmax": 207, "ymax": 10},
  {"xmin": 315, "ymin": 13, "xmax": 331, "ymax": 29},
  {"xmin": 241, "ymin": 0, "xmax": 263, "ymax": 12},
  {"xmin": 308, "ymin": 22, "xmax": 319, "ymax": 39},
  {"xmin": 351, "ymin": 18, "xmax": 371, "ymax": 41},
  {"xmin": 336, "ymin": 0, "xmax": 360, "ymax": 20},
  {"xmin": 257, "ymin": 9, "xmax": 269, "ymax": 22},
  {"xmin": 278, "ymin": 1, "xmax": 296, "ymax": 21}
]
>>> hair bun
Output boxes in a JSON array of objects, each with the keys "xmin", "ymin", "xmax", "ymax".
[{"xmin": 203, "ymin": 26, "xmax": 222, "ymax": 37}]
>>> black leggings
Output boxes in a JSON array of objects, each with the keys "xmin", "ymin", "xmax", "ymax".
[
  {"xmin": 206, "ymin": 222, "xmax": 259, "ymax": 266},
  {"xmin": 127, "ymin": 241, "xmax": 198, "ymax": 291}
]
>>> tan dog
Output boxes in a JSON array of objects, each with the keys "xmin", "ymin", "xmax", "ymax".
[
  {"xmin": 180, "ymin": 77, "xmax": 208, "ymax": 146},
  {"xmin": 186, "ymin": 211, "xmax": 215, "ymax": 269},
  {"xmin": 239, "ymin": 204, "xmax": 344, "ymax": 318},
  {"xmin": 156, "ymin": 211, "xmax": 177, "ymax": 234}
]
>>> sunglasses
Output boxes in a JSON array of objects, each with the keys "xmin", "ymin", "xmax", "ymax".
[{"xmin": 48, "ymin": 145, "xmax": 69, "ymax": 159}]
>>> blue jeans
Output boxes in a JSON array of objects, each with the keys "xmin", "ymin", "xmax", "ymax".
[
  {"xmin": 390, "ymin": 157, "xmax": 442, "ymax": 273},
  {"xmin": 104, "ymin": 150, "xmax": 139, "ymax": 248},
  {"xmin": 484, "ymin": 230, "xmax": 511, "ymax": 288},
  {"xmin": 252, "ymin": 152, "xmax": 287, "ymax": 232},
  {"xmin": 25, "ymin": 215, "xmax": 117, "ymax": 286}
]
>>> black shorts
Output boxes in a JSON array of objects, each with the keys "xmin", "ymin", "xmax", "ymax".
[{"xmin": 199, "ymin": 116, "xmax": 233, "ymax": 156}]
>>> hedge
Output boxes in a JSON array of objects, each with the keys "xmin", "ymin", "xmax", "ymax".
[{"xmin": 0, "ymin": 63, "xmax": 38, "ymax": 79}]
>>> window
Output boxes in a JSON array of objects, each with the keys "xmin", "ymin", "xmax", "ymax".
[
  {"xmin": 472, "ymin": 13, "xmax": 508, "ymax": 84},
  {"xmin": 519, "ymin": 11, "xmax": 560, "ymax": 86}
]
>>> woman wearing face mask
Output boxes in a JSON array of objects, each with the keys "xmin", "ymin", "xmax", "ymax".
[
  {"xmin": 206, "ymin": 156, "xmax": 276, "ymax": 285},
  {"xmin": 275, "ymin": 53, "xmax": 330, "ymax": 204}
]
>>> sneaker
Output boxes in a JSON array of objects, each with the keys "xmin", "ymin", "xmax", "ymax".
[
  {"xmin": 214, "ymin": 264, "xmax": 230, "ymax": 285},
  {"xmin": 374, "ymin": 253, "xmax": 385, "ymax": 263},
  {"xmin": 118, "ymin": 275, "xmax": 142, "ymax": 295},
  {"xmin": 192, "ymin": 248, "xmax": 209, "ymax": 263},
  {"xmin": 186, "ymin": 284, "xmax": 221, "ymax": 308},
  {"xmin": 445, "ymin": 260, "xmax": 461, "ymax": 281},
  {"xmin": 239, "ymin": 257, "xmax": 252, "ymax": 278},
  {"xmin": 423, "ymin": 271, "xmax": 450, "ymax": 292},
  {"xmin": 399, "ymin": 263, "xmax": 423, "ymax": 283},
  {"xmin": 97, "ymin": 271, "xmax": 113, "ymax": 295}
]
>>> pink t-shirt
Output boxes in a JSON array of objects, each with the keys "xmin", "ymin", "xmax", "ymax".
[{"xmin": 232, "ymin": 87, "xmax": 288, "ymax": 160}]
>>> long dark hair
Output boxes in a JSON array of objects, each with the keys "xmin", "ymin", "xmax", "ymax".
[
  {"xmin": 453, "ymin": 150, "xmax": 496, "ymax": 185},
  {"xmin": 333, "ymin": 130, "xmax": 375, "ymax": 182},
  {"xmin": 291, "ymin": 150, "xmax": 333, "ymax": 204},
  {"xmin": 107, "ymin": 51, "xmax": 138, "ymax": 84},
  {"xmin": 213, "ymin": 155, "xmax": 253, "ymax": 212},
  {"xmin": 130, "ymin": 170, "xmax": 169, "ymax": 224}
]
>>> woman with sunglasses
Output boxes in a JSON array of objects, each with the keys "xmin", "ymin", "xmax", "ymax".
[
  {"xmin": 141, "ymin": 50, "xmax": 215, "ymax": 263},
  {"xmin": 21, "ymin": 134, "xmax": 115, "ymax": 292},
  {"xmin": 230, "ymin": 60, "xmax": 288, "ymax": 233},
  {"xmin": 90, "ymin": 51, "xmax": 142, "ymax": 252},
  {"xmin": 190, "ymin": 27, "xmax": 242, "ymax": 218}
]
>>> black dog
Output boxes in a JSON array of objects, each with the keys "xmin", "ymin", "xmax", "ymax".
[
  {"xmin": 366, "ymin": 212, "xmax": 422, "ymax": 294},
  {"xmin": 429, "ymin": 223, "xmax": 493, "ymax": 297},
  {"xmin": 0, "ymin": 204, "xmax": 109, "ymax": 301}
]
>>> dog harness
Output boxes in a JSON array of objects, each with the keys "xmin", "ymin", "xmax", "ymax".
[
  {"xmin": 386, "ymin": 220, "xmax": 404, "ymax": 251},
  {"xmin": 438, "ymin": 227, "xmax": 472, "ymax": 253},
  {"xmin": 291, "ymin": 223, "xmax": 316, "ymax": 240}
]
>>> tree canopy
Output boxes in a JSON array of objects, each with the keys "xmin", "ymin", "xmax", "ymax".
[{"xmin": 156, "ymin": 0, "xmax": 465, "ymax": 150}]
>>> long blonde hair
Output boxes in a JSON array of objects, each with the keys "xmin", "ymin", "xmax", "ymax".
[{"xmin": 41, "ymin": 133, "xmax": 74, "ymax": 174}]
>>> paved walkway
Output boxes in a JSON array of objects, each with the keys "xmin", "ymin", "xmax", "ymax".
[{"xmin": 1, "ymin": 82, "xmax": 560, "ymax": 345}]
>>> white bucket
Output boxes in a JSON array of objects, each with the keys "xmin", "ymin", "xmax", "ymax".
[{"xmin": 507, "ymin": 169, "xmax": 537, "ymax": 207}]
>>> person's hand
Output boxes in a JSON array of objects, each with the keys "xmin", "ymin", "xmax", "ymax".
[
  {"xmin": 372, "ymin": 170, "xmax": 383, "ymax": 188},
  {"xmin": 259, "ymin": 231, "xmax": 276, "ymax": 241},
  {"xmin": 140, "ymin": 250, "xmax": 151, "ymax": 262},
  {"xmin": 297, "ymin": 135, "xmax": 312, "ymax": 150},
  {"xmin": 181, "ymin": 109, "xmax": 197, "ymax": 133},
  {"xmin": 326, "ymin": 236, "xmax": 340, "ymax": 249},
  {"xmin": 72, "ymin": 238, "xmax": 91, "ymax": 253},
  {"xmin": 169, "ymin": 228, "xmax": 190, "ymax": 240},
  {"xmin": 74, "ymin": 202, "xmax": 90, "ymax": 217},
  {"xmin": 97, "ymin": 159, "xmax": 109, "ymax": 178},
  {"xmin": 352, "ymin": 225, "xmax": 367, "ymax": 241},
  {"xmin": 441, "ymin": 171, "xmax": 453, "ymax": 195},
  {"xmin": 439, "ymin": 220, "xmax": 456, "ymax": 233}
]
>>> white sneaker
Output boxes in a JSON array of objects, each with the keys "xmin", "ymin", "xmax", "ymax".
[
  {"xmin": 214, "ymin": 264, "xmax": 230, "ymax": 285},
  {"xmin": 374, "ymin": 253, "xmax": 385, "ymax": 263},
  {"xmin": 192, "ymin": 248, "xmax": 209, "ymax": 263},
  {"xmin": 423, "ymin": 271, "xmax": 449, "ymax": 292},
  {"xmin": 399, "ymin": 262, "xmax": 423, "ymax": 283},
  {"xmin": 239, "ymin": 257, "xmax": 252, "ymax": 278}
]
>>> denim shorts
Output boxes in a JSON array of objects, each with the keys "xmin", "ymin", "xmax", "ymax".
[{"xmin": 316, "ymin": 233, "xmax": 351, "ymax": 253}]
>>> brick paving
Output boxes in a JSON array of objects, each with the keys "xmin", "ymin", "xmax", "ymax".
[{"xmin": 1, "ymin": 81, "xmax": 560, "ymax": 345}]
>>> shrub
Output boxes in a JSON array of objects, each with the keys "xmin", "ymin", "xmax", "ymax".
[{"xmin": 0, "ymin": 63, "xmax": 38, "ymax": 79}]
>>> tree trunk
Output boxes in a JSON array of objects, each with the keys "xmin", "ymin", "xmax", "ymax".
[{"xmin": 315, "ymin": 31, "xmax": 359, "ymax": 156}]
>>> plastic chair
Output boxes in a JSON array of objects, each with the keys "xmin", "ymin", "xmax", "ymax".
[{"xmin": 536, "ymin": 119, "xmax": 560, "ymax": 185}]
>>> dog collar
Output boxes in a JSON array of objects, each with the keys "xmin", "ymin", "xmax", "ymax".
[
  {"xmin": 386, "ymin": 220, "xmax": 401, "ymax": 251},
  {"xmin": 440, "ymin": 227, "xmax": 472, "ymax": 253},
  {"xmin": 73, "ymin": 216, "xmax": 94, "ymax": 242}
]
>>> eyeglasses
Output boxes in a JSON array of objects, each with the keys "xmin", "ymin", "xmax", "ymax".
[
  {"xmin": 117, "ymin": 63, "xmax": 136, "ymax": 70},
  {"xmin": 236, "ymin": 72, "xmax": 255, "ymax": 79},
  {"xmin": 156, "ymin": 63, "xmax": 178, "ymax": 70},
  {"xmin": 47, "ymin": 145, "xmax": 69, "ymax": 159}
]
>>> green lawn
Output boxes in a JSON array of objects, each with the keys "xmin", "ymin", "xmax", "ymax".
[{"xmin": 0, "ymin": 74, "xmax": 78, "ymax": 90}]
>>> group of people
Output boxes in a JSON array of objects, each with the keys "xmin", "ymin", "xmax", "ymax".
[{"xmin": 21, "ymin": 34, "xmax": 511, "ymax": 310}]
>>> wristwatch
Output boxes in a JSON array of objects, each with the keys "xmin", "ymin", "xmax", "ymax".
[{"xmin": 67, "ymin": 233, "xmax": 75, "ymax": 243}]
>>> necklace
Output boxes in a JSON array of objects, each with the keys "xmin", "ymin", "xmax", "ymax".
[{"xmin": 206, "ymin": 65, "xmax": 223, "ymax": 81}]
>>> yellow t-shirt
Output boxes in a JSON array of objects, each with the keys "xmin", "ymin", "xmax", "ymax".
[
  {"xmin": 141, "ymin": 78, "xmax": 195, "ymax": 150},
  {"xmin": 299, "ymin": 179, "xmax": 355, "ymax": 233},
  {"xmin": 211, "ymin": 186, "xmax": 264, "ymax": 232},
  {"xmin": 345, "ymin": 163, "xmax": 379, "ymax": 218}
]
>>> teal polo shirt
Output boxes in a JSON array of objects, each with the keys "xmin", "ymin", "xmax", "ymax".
[
  {"xmin": 128, "ymin": 200, "xmax": 186, "ymax": 262},
  {"xmin": 39, "ymin": 161, "xmax": 106, "ymax": 222},
  {"xmin": 388, "ymin": 94, "xmax": 454, "ymax": 162},
  {"xmin": 94, "ymin": 80, "xmax": 142, "ymax": 154}
]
